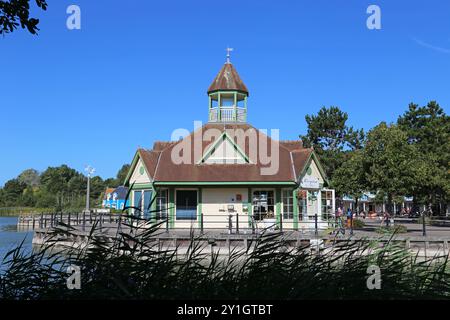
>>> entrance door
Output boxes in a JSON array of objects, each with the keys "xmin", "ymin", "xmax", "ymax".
[{"xmin": 176, "ymin": 190, "xmax": 197, "ymax": 220}]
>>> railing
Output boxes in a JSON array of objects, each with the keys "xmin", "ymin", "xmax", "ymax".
[{"xmin": 209, "ymin": 107, "xmax": 246, "ymax": 123}]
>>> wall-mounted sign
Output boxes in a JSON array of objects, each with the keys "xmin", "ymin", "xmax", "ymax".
[{"xmin": 300, "ymin": 176, "xmax": 320, "ymax": 189}]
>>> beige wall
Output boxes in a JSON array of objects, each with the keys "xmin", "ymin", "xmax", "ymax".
[
  {"xmin": 173, "ymin": 188, "xmax": 249, "ymax": 229},
  {"xmin": 201, "ymin": 188, "xmax": 248, "ymax": 229},
  {"xmin": 130, "ymin": 158, "xmax": 151, "ymax": 184}
]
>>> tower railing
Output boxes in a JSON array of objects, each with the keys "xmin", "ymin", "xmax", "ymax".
[{"xmin": 209, "ymin": 106, "xmax": 246, "ymax": 123}]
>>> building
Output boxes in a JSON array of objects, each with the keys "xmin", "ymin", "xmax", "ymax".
[
  {"xmin": 124, "ymin": 55, "xmax": 335, "ymax": 230},
  {"xmin": 338, "ymin": 193, "xmax": 414, "ymax": 216},
  {"xmin": 102, "ymin": 186, "xmax": 130, "ymax": 210}
]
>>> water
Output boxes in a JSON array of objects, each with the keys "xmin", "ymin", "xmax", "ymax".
[{"xmin": 0, "ymin": 216, "xmax": 33, "ymax": 270}]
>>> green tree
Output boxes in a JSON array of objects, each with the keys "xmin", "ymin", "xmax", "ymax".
[
  {"xmin": 116, "ymin": 164, "xmax": 131, "ymax": 186},
  {"xmin": 17, "ymin": 168, "xmax": 40, "ymax": 187},
  {"xmin": 300, "ymin": 106, "xmax": 364, "ymax": 179},
  {"xmin": 2, "ymin": 179, "xmax": 27, "ymax": 206},
  {"xmin": 0, "ymin": 0, "xmax": 47, "ymax": 35},
  {"xmin": 332, "ymin": 150, "xmax": 366, "ymax": 211},
  {"xmin": 397, "ymin": 101, "xmax": 450, "ymax": 214},
  {"xmin": 362, "ymin": 123, "xmax": 417, "ymax": 214}
]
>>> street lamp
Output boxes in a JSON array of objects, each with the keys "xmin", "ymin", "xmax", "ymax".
[{"xmin": 85, "ymin": 165, "xmax": 95, "ymax": 213}]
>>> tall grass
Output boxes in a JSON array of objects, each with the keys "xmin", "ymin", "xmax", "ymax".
[{"xmin": 0, "ymin": 216, "xmax": 449, "ymax": 300}]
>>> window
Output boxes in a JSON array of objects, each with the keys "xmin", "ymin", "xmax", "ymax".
[
  {"xmin": 282, "ymin": 189, "xmax": 293, "ymax": 220},
  {"xmin": 143, "ymin": 190, "xmax": 152, "ymax": 219},
  {"xmin": 297, "ymin": 190, "xmax": 307, "ymax": 221},
  {"xmin": 252, "ymin": 190, "xmax": 274, "ymax": 221},
  {"xmin": 156, "ymin": 189, "xmax": 168, "ymax": 220},
  {"xmin": 133, "ymin": 190, "xmax": 142, "ymax": 216},
  {"xmin": 176, "ymin": 190, "xmax": 197, "ymax": 220},
  {"xmin": 321, "ymin": 190, "xmax": 333, "ymax": 218}
]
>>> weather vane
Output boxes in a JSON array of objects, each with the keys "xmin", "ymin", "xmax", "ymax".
[{"xmin": 226, "ymin": 47, "xmax": 233, "ymax": 64}]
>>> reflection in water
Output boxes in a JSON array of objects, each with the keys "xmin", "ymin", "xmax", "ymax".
[{"xmin": 0, "ymin": 216, "xmax": 34, "ymax": 271}]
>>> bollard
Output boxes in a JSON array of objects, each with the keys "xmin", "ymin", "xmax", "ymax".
[
  {"xmin": 32, "ymin": 216, "xmax": 35, "ymax": 229},
  {"xmin": 68, "ymin": 212, "xmax": 71, "ymax": 226},
  {"xmin": 236, "ymin": 213, "xmax": 239, "ymax": 234},
  {"xmin": 166, "ymin": 217, "xmax": 169, "ymax": 233},
  {"xmin": 83, "ymin": 211, "xmax": 86, "ymax": 232},
  {"xmin": 228, "ymin": 214, "xmax": 232, "ymax": 234},
  {"xmin": 314, "ymin": 213, "xmax": 318, "ymax": 236}
]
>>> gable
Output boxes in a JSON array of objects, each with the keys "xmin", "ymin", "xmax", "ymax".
[
  {"xmin": 299, "ymin": 155, "xmax": 326, "ymax": 188},
  {"xmin": 129, "ymin": 158, "xmax": 151, "ymax": 184},
  {"xmin": 201, "ymin": 133, "xmax": 249, "ymax": 164}
]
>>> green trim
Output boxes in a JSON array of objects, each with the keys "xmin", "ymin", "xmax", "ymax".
[
  {"xmin": 197, "ymin": 188, "xmax": 202, "ymax": 228},
  {"xmin": 150, "ymin": 188, "xmax": 157, "ymax": 221},
  {"xmin": 154, "ymin": 181, "xmax": 296, "ymax": 186},
  {"xmin": 275, "ymin": 188, "xmax": 281, "ymax": 227},
  {"xmin": 247, "ymin": 188, "xmax": 252, "ymax": 227},
  {"xmin": 123, "ymin": 150, "xmax": 153, "ymax": 186},
  {"xmin": 197, "ymin": 132, "xmax": 250, "ymax": 164},
  {"xmin": 169, "ymin": 187, "xmax": 175, "ymax": 228},
  {"xmin": 297, "ymin": 151, "xmax": 329, "ymax": 186},
  {"xmin": 131, "ymin": 183, "xmax": 153, "ymax": 190},
  {"xmin": 293, "ymin": 188, "xmax": 299, "ymax": 230},
  {"xmin": 124, "ymin": 151, "xmax": 140, "ymax": 186}
]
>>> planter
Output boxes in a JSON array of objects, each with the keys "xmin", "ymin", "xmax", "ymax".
[{"xmin": 263, "ymin": 218, "xmax": 276, "ymax": 231}]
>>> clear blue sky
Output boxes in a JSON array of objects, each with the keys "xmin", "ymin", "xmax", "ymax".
[{"xmin": 1, "ymin": 0, "xmax": 449, "ymax": 186}]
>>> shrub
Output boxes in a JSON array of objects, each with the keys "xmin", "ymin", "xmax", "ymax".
[
  {"xmin": 352, "ymin": 219, "xmax": 365, "ymax": 229},
  {"xmin": 0, "ymin": 217, "xmax": 448, "ymax": 299}
]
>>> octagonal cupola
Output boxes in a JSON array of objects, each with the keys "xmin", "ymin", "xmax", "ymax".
[{"xmin": 207, "ymin": 49, "xmax": 249, "ymax": 123}]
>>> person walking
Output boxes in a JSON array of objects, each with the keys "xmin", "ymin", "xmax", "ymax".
[{"xmin": 346, "ymin": 208, "xmax": 353, "ymax": 228}]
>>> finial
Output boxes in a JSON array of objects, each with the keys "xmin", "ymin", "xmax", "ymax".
[{"xmin": 226, "ymin": 47, "xmax": 233, "ymax": 64}]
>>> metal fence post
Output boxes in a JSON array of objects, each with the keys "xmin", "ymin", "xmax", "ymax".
[
  {"xmin": 251, "ymin": 215, "xmax": 255, "ymax": 234},
  {"xmin": 280, "ymin": 212, "xmax": 283, "ymax": 232},
  {"xmin": 200, "ymin": 212, "xmax": 204, "ymax": 234},
  {"xmin": 228, "ymin": 214, "xmax": 232, "ymax": 234},
  {"xmin": 236, "ymin": 213, "xmax": 239, "ymax": 234},
  {"xmin": 314, "ymin": 213, "xmax": 318, "ymax": 236},
  {"xmin": 350, "ymin": 214, "xmax": 353, "ymax": 235},
  {"xmin": 422, "ymin": 213, "xmax": 427, "ymax": 237}
]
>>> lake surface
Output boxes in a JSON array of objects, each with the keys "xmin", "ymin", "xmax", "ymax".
[{"xmin": 0, "ymin": 216, "xmax": 33, "ymax": 270}]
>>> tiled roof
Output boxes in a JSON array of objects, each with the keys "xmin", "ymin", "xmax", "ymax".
[
  {"xmin": 134, "ymin": 123, "xmax": 317, "ymax": 183},
  {"xmin": 207, "ymin": 63, "xmax": 249, "ymax": 95}
]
